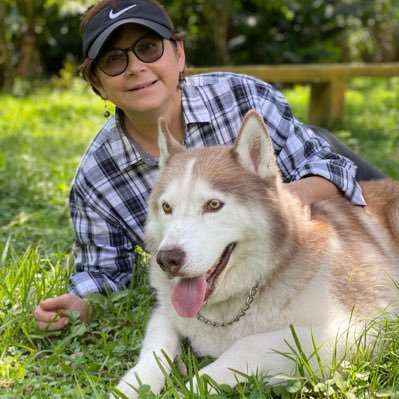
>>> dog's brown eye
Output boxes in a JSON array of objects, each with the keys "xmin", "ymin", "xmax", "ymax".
[
  {"xmin": 204, "ymin": 199, "xmax": 224, "ymax": 212},
  {"xmin": 162, "ymin": 202, "xmax": 172, "ymax": 214}
]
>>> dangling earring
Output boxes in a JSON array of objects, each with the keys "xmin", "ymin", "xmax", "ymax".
[
  {"xmin": 178, "ymin": 70, "xmax": 186, "ymax": 90},
  {"xmin": 103, "ymin": 100, "xmax": 111, "ymax": 118}
]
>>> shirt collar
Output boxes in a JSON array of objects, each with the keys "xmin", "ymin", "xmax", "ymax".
[
  {"xmin": 181, "ymin": 82, "xmax": 212, "ymax": 125},
  {"xmin": 108, "ymin": 109, "xmax": 143, "ymax": 171},
  {"xmin": 109, "ymin": 80, "xmax": 212, "ymax": 171}
]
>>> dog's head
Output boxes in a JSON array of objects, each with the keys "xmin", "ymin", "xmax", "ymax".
[{"xmin": 145, "ymin": 110, "xmax": 286, "ymax": 318}]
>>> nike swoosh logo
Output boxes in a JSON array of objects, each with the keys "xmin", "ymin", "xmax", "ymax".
[{"xmin": 109, "ymin": 4, "xmax": 137, "ymax": 19}]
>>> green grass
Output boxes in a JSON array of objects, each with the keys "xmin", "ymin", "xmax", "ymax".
[
  {"xmin": 0, "ymin": 77, "xmax": 398, "ymax": 398},
  {"xmin": 284, "ymin": 77, "xmax": 399, "ymax": 178}
]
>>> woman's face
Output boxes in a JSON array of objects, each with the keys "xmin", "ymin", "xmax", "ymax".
[{"xmin": 94, "ymin": 24, "xmax": 185, "ymax": 117}]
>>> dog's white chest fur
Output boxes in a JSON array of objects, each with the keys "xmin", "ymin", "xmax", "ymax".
[{"xmin": 153, "ymin": 256, "xmax": 336, "ymax": 358}]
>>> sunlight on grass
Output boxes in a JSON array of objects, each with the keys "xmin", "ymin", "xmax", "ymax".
[
  {"xmin": 283, "ymin": 77, "xmax": 399, "ymax": 179},
  {"xmin": 0, "ymin": 81, "xmax": 104, "ymax": 254},
  {"xmin": 0, "ymin": 77, "xmax": 398, "ymax": 398}
]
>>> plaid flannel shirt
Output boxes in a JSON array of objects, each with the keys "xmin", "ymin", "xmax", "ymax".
[{"xmin": 69, "ymin": 73, "xmax": 365, "ymax": 297}]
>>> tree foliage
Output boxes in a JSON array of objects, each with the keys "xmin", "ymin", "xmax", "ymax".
[
  {"xmin": 0, "ymin": 0, "xmax": 94, "ymax": 89},
  {"xmin": 0, "ymin": 0, "xmax": 398, "ymax": 89},
  {"xmin": 166, "ymin": 0, "xmax": 399, "ymax": 66}
]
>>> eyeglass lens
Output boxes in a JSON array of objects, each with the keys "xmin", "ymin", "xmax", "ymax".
[{"xmin": 96, "ymin": 34, "xmax": 164, "ymax": 76}]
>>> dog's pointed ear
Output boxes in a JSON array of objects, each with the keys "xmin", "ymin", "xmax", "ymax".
[
  {"xmin": 233, "ymin": 110, "xmax": 277, "ymax": 179},
  {"xmin": 158, "ymin": 117, "xmax": 185, "ymax": 167}
]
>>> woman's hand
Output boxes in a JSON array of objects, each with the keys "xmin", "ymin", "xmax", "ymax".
[
  {"xmin": 285, "ymin": 176, "xmax": 340, "ymax": 219},
  {"xmin": 33, "ymin": 294, "xmax": 89, "ymax": 331}
]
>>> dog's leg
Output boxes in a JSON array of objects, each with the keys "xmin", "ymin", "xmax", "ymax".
[
  {"xmin": 111, "ymin": 307, "xmax": 180, "ymax": 399},
  {"xmin": 190, "ymin": 327, "xmax": 323, "ymax": 391}
]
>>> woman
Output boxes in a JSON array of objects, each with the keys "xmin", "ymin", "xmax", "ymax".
[{"xmin": 34, "ymin": 0, "xmax": 377, "ymax": 330}]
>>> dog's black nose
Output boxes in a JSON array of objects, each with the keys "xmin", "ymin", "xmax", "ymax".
[{"xmin": 156, "ymin": 248, "xmax": 186, "ymax": 274}]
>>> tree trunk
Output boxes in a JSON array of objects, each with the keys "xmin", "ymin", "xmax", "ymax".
[
  {"xmin": 16, "ymin": 24, "xmax": 40, "ymax": 80},
  {"xmin": 0, "ymin": 1, "xmax": 14, "ymax": 89},
  {"xmin": 204, "ymin": 0, "xmax": 231, "ymax": 65}
]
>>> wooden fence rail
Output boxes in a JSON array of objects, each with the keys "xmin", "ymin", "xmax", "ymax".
[{"xmin": 187, "ymin": 63, "xmax": 399, "ymax": 125}]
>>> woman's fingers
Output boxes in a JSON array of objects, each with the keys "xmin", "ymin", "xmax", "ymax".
[
  {"xmin": 33, "ymin": 294, "xmax": 81, "ymax": 330},
  {"xmin": 37, "ymin": 316, "xmax": 69, "ymax": 331}
]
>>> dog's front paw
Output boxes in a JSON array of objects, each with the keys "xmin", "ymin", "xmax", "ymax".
[
  {"xmin": 186, "ymin": 373, "xmax": 218, "ymax": 396},
  {"xmin": 186, "ymin": 363, "xmax": 240, "ymax": 393},
  {"xmin": 186, "ymin": 375, "xmax": 200, "ymax": 394},
  {"xmin": 110, "ymin": 361, "xmax": 166, "ymax": 399},
  {"xmin": 109, "ymin": 378, "xmax": 139, "ymax": 399},
  {"xmin": 109, "ymin": 368, "xmax": 142, "ymax": 399}
]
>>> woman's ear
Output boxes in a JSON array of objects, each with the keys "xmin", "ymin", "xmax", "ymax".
[
  {"xmin": 175, "ymin": 40, "xmax": 186, "ymax": 72},
  {"xmin": 92, "ymin": 74, "xmax": 107, "ymax": 100}
]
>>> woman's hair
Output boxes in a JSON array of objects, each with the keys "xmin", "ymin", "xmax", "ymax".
[{"xmin": 79, "ymin": 0, "xmax": 185, "ymax": 97}]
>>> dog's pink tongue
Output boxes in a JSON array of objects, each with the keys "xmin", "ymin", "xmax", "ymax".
[{"xmin": 171, "ymin": 275, "xmax": 207, "ymax": 318}]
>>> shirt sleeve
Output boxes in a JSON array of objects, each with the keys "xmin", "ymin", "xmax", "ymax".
[
  {"xmin": 68, "ymin": 185, "xmax": 135, "ymax": 298},
  {"xmin": 256, "ymin": 83, "xmax": 365, "ymax": 205}
]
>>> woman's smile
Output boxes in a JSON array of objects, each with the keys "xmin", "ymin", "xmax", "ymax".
[{"xmin": 127, "ymin": 79, "xmax": 158, "ymax": 91}]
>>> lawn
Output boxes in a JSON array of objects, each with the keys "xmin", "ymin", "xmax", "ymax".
[{"xmin": 0, "ymin": 77, "xmax": 398, "ymax": 398}]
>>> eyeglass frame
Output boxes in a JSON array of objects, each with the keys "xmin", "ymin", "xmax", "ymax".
[{"xmin": 94, "ymin": 33, "xmax": 170, "ymax": 76}]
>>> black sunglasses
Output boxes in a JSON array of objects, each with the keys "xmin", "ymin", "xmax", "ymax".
[{"xmin": 95, "ymin": 34, "xmax": 165, "ymax": 76}]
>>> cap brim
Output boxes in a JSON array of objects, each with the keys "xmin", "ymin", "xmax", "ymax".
[{"xmin": 88, "ymin": 18, "xmax": 172, "ymax": 59}]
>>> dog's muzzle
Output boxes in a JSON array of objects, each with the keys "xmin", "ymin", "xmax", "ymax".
[{"xmin": 156, "ymin": 247, "xmax": 186, "ymax": 275}]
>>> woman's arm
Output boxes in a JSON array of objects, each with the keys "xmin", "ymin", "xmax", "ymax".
[{"xmin": 285, "ymin": 176, "xmax": 340, "ymax": 219}]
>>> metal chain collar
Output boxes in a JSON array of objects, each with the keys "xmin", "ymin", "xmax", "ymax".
[{"xmin": 196, "ymin": 280, "xmax": 261, "ymax": 328}]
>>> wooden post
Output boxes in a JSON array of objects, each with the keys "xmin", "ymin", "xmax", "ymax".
[
  {"xmin": 187, "ymin": 63, "xmax": 399, "ymax": 125},
  {"xmin": 309, "ymin": 79, "xmax": 346, "ymax": 125}
]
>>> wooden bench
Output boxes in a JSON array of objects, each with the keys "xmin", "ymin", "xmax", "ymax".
[{"xmin": 187, "ymin": 63, "xmax": 399, "ymax": 125}]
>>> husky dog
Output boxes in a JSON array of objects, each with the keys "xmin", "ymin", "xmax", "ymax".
[{"xmin": 113, "ymin": 111, "xmax": 399, "ymax": 398}]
